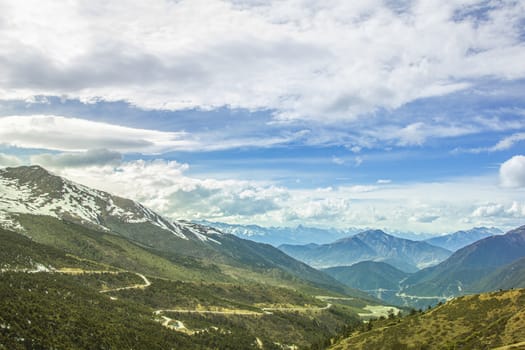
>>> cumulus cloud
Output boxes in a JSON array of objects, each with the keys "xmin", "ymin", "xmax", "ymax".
[
  {"xmin": 0, "ymin": 153, "xmax": 23, "ymax": 167},
  {"xmin": 1, "ymin": 1, "xmax": 524, "ymax": 122},
  {"xmin": 471, "ymin": 201, "xmax": 525, "ymax": 219},
  {"xmin": 54, "ymin": 159, "xmax": 287, "ymax": 221},
  {"xmin": 30, "ymin": 149, "xmax": 122, "ymax": 168},
  {"xmin": 35, "ymin": 158, "xmax": 522, "ymax": 233},
  {"xmin": 500, "ymin": 155, "xmax": 525, "ymax": 188},
  {"xmin": 471, "ymin": 203, "xmax": 505, "ymax": 218}
]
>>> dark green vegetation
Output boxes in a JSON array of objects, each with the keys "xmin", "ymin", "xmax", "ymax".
[
  {"xmin": 279, "ymin": 230, "xmax": 451, "ymax": 273},
  {"xmin": 2, "ymin": 166, "xmax": 524, "ymax": 349},
  {"xmin": 471, "ymin": 256, "xmax": 525, "ymax": 292},
  {"xmin": 0, "ymin": 164, "xmax": 375, "ymax": 349},
  {"xmin": 0, "ymin": 272, "xmax": 197, "ymax": 350},
  {"xmin": 403, "ymin": 226, "xmax": 525, "ymax": 297},
  {"xmin": 0, "ymin": 226, "xmax": 366, "ymax": 349},
  {"xmin": 323, "ymin": 262, "xmax": 408, "ymax": 291},
  {"xmin": 330, "ymin": 288, "xmax": 525, "ymax": 350}
]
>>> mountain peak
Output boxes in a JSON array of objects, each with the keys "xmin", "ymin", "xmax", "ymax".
[
  {"xmin": 0, "ymin": 165, "xmax": 222, "ymax": 243},
  {"xmin": 355, "ymin": 229, "xmax": 390, "ymax": 238}
]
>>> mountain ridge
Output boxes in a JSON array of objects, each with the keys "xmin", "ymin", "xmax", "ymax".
[
  {"xmin": 279, "ymin": 229, "xmax": 451, "ymax": 272},
  {"xmin": 403, "ymin": 225, "xmax": 525, "ymax": 296},
  {"xmin": 0, "ymin": 165, "xmax": 365, "ymax": 297},
  {"xmin": 424, "ymin": 226, "xmax": 503, "ymax": 251}
]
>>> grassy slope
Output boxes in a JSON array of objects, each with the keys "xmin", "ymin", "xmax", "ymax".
[
  {"xmin": 323, "ymin": 262, "xmax": 409, "ymax": 291},
  {"xmin": 472, "ymin": 256, "xmax": 525, "ymax": 292},
  {"xmin": 0, "ymin": 225, "xmax": 370, "ymax": 348},
  {"xmin": 16, "ymin": 214, "xmax": 228, "ymax": 282},
  {"xmin": 16, "ymin": 214, "xmax": 371, "ymax": 298},
  {"xmin": 403, "ymin": 227, "xmax": 525, "ymax": 297},
  {"xmin": 330, "ymin": 289, "xmax": 525, "ymax": 350}
]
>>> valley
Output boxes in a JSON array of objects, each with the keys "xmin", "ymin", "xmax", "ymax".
[{"xmin": 1, "ymin": 165, "xmax": 524, "ymax": 349}]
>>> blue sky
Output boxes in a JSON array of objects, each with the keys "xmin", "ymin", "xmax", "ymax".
[{"xmin": 1, "ymin": 0, "xmax": 525, "ymax": 234}]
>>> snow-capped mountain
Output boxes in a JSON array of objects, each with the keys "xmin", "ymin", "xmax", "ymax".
[
  {"xmin": 196, "ymin": 220, "xmax": 363, "ymax": 246},
  {"xmin": 0, "ymin": 165, "xmax": 222, "ymax": 243},
  {"xmin": 0, "ymin": 165, "xmax": 352, "ymax": 294}
]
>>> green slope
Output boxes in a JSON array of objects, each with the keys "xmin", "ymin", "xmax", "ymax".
[
  {"xmin": 472, "ymin": 256, "xmax": 525, "ymax": 292},
  {"xmin": 0, "ymin": 227, "xmax": 367, "ymax": 349},
  {"xmin": 323, "ymin": 261, "xmax": 409, "ymax": 291},
  {"xmin": 403, "ymin": 225, "xmax": 525, "ymax": 297}
]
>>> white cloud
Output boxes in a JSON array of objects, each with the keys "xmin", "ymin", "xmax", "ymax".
[
  {"xmin": 457, "ymin": 132, "xmax": 525, "ymax": 154},
  {"xmin": 377, "ymin": 179, "xmax": 392, "ymax": 184},
  {"xmin": 0, "ymin": 115, "xmax": 194, "ymax": 153},
  {"xmin": 490, "ymin": 133, "xmax": 525, "ymax": 152},
  {"xmin": 500, "ymin": 155, "xmax": 525, "ymax": 188},
  {"xmin": 30, "ymin": 149, "xmax": 122, "ymax": 168},
  {"xmin": 32, "ymin": 157, "xmax": 522, "ymax": 233},
  {"xmin": 471, "ymin": 203, "xmax": 505, "ymax": 218},
  {"xmin": 0, "ymin": 153, "xmax": 23, "ymax": 167},
  {"xmin": 471, "ymin": 201, "xmax": 525, "ymax": 219},
  {"xmin": 331, "ymin": 156, "xmax": 345, "ymax": 165},
  {"xmin": 0, "ymin": 0, "xmax": 524, "ymax": 122},
  {"xmin": 0, "ymin": 115, "xmax": 310, "ymax": 153}
]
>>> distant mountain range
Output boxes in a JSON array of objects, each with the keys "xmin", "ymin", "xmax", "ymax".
[
  {"xmin": 196, "ymin": 220, "xmax": 362, "ymax": 245},
  {"xmin": 279, "ymin": 230, "xmax": 452, "ymax": 272},
  {"xmin": 424, "ymin": 227, "xmax": 503, "ymax": 251},
  {"xmin": 200, "ymin": 220, "xmax": 501, "ymax": 251}
]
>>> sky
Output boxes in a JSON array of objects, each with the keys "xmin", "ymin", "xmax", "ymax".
[{"xmin": 1, "ymin": 0, "xmax": 525, "ymax": 235}]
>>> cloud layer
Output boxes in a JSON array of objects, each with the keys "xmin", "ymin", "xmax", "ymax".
[
  {"xmin": 32, "ymin": 155, "xmax": 524, "ymax": 234},
  {"xmin": 1, "ymin": 0, "xmax": 525, "ymax": 121}
]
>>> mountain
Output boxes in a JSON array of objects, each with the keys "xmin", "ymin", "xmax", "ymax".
[
  {"xmin": 472, "ymin": 256, "xmax": 525, "ymax": 292},
  {"xmin": 279, "ymin": 229, "xmax": 451, "ymax": 272},
  {"xmin": 323, "ymin": 261, "xmax": 409, "ymax": 291},
  {"xmin": 0, "ymin": 165, "xmax": 385, "ymax": 348},
  {"xmin": 424, "ymin": 226, "xmax": 503, "ymax": 251},
  {"xmin": 0, "ymin": 226, "xmax": 362, "ymax": 349},
  {"xmin": 331, "ymin": 288, "xmax": 525, "ymax": 350},
  {"xmin": 0, "ymin": 165, "xmax": 362, "ymax": 296},
  {"xmin": 403, "ymin": 225, "xmax": 525, "ymax": 297},
  {"xmin": 197, "ymin": 220, "xmax": 362, "ymax": 246}
]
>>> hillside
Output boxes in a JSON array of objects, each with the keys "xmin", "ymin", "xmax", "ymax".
[
  {"xmin": 0, "ymin": 165, "xmax": 384, "ymax": 348},
  {"xmin": 0, "ymin": 165, "xmax": 360, "ymax": 296},
  {"xmin": 279, "ymin": 230, "xmax": 451, "ymax": 272},
  {"xmin": 323, "ymin": 262, "xmax": 409, "ymax": 291},
  {"xmin": 472, "ymin": 256, "xmax": 525, "ymax": 292},
  {"xmin": 0, "ymin": 224, "xmax": 370, "ymax": 349},
  {"xmin": 331, "ymin": 288, "xmax": 525, "ymax": 350},
  {"xmin": 403, "ymin": 225, "xmax": 525, "ymax": 297},
  {"xmin": 424, "ymin": 227, "xmax": 503, "ymax": 251}
]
